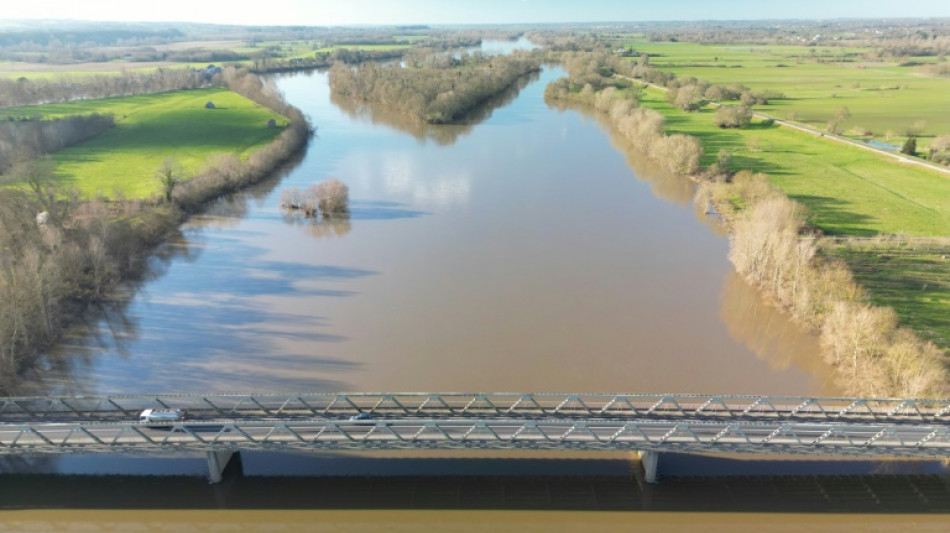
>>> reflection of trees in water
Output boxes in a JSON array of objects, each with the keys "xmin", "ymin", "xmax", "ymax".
[
  {"xmin": 281, "ymin": 211, "xmax": 352, "ymax": 238},
  {"xmin": 9, "ymin": 139, "xmax": 312, "ymax": 395},
  {"xmin": 719, "ymin": 270, "xmax": 839, "ymax": 395},
  {"xmin": 545, "ymin": 97, "xmax": 699, "ymax": 208},
  {"xmin": 9, "ymin": 226, "xmax": 201, "ymax": 397},
  {"xmin": 330, "ymin": 71, "xmax": 540, "ymax": 146}
]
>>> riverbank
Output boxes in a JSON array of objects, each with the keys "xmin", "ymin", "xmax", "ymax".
[
  {"xmin": 618, "ymin": 74, "xmax": 950, "ymax": 355},
  {"xmin": 544, "ymin": 61, "xmax": 949, "ymax": 397},
  {"xmin": 0, "ymin": 68, "xmax": 312, "ymax": 392}
]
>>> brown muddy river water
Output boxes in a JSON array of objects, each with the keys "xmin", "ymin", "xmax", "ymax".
[{"xmin": 3, "ymin": 41, "xmax": 948, "ymax": 530}]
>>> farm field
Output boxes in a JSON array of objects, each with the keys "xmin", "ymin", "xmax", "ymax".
[
  {"xmin": 827, "ymin": 238, "xmax": 950, "ymax": 351},
  {"xmin": 638, "ymin": 86, "xmax": 950, "ymax": 236},
  {"xmin": 2, "ymin": 87, "xmax": 287, "ymax": 198},
  {"xmin": 626, "ymin": 40, "xmax": 950, "ymax": 150},
  {"xmin": 0, "ymin": 41, "xmax": 409, "ymax": 77},
  {"xmin": 634, "ymin": 78, "xmax": 950, "ymax": 356}
]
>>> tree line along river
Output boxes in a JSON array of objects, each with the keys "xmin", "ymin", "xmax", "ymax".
[{"xmin": 3, "ymin": 40, "xmax": 947, "ymax": 531}]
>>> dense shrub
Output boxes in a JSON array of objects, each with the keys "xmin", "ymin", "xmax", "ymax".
[{"xmin": 713, "ymin": 105, "xmax": 752, "ymax": 128}]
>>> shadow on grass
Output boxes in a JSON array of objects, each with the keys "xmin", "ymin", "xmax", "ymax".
[
  {"xmin": 832, "ymin": 247, "xmax": 950, "ymax": 350},
  {"xmin": 789, "ymin": 194, "xmax": 879, "ymax": 236}
]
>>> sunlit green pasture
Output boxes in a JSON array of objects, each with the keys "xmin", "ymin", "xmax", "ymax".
[
  {"xmin": 638, "ymin": 87, "xmax": 950, "ymax": 237},
  {"xmin": 828, "ymin": 240, "xmax": 950, "ymax": 350},
  {"xmin": 2, "ymin": 87, "xmax": 287, "ymax": 198},
  {"xmin": 627, "ymin": 41, "xmax": 950, "ymax": 150}
]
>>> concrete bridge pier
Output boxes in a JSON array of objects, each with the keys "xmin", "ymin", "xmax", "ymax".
[
  {"xmin": 206, "ymin": 450, "xmax": 237, "ymax": 484},
  {"xmin": 639, "ymin": 450, "xmax": 660, "ymax": 484}
]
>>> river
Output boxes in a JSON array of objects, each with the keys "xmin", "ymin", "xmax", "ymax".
[{"xmin": 2, "ymin": 40, "xmax": 947, "ymax": 530}]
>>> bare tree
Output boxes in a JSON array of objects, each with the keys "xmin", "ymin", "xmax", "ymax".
[{"xmin": 826, "ymin": 105, "xmax": 851, "ymax": 134}]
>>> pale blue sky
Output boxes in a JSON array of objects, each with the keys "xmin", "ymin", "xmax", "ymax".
[{"xmin": 4, "ymin": 0, "xmax": 950, "ymax": 26}]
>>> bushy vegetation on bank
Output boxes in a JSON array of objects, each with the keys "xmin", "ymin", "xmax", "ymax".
[
  {"xmin": 701, "ymin": 174, "xmax": 949, "ymax": 397},
  {"xmin": 546, "ymin": 48, "xmax": 949, "ymax": 397},
  {"xmin": 328, "ymin": 50, "xmax": 541, "ymax": 124},
  {"xmin": 544, "ymin": 53, "xmax": 702, "ymax": 177},
  {"xmin": 0, "ymin": 68, "xmax": 311, "ymax": 392}
]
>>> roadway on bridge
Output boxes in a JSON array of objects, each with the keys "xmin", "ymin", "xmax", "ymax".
[
  {"xmin": 3, "ymin": 416, "xmax": 950, "ymax": 457},
  {"xmin": 4, "ymin": 393, "xmax": 950, "ymax": 458}
]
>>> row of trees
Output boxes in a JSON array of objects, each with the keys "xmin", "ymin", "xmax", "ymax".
[
  {"xmin": 328, "ymin": 50, "xmax": 542, "ymax": 124},
  {"xmin": 0, "ymin": 113, "xmax": 114, "ymax": 172},
  {"xmin": 544, "ymin": 82, "xmax": 702, "ymax": 177},
  {"xmin": 699, "ymin": 172, "xmax": 949, "ymax": 397},
  {"xmin": 0, "ymin": 67, "xmax": 221, "ymax": 108},
  {"xmin": 0, "ymin": 67, "xmax": 312, "ymax": 390},
  {"xmin": 251, "ymin": 47, "xmax": 406, "ymax": 73},
  {"xmin": 546, "ymin": 45, "xmax": 947, "ymax": 397},
  {"xmin": 664, "ymin": 76, "xmax": 785, "ymax": 112}
]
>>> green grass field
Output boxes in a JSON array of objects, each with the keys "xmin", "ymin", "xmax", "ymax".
[
  {"xmin": 827, "ymin": 239, "xmax": 950, "ymax": 350},
  {"xmin": 638, "ymin": 87, "xmax": 950, "ymax": 236},
  {"xmin": 628, "ymin": 57, "xmax": 950, "ymax": 349},
  {"xmin": 626, "ymin": 41, "xmax": 950, "ymax": 150},
  {"xmin": 2, "ymin": 87, "xmax": 287, "ymax": 198}
]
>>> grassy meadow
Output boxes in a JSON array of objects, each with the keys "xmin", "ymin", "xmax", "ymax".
[
  {"xmin": 638, "ymin": 87, "xmax": 950, "ymax": 236},
  {"xmin": 623, "ymin": 47, "xmax": 950, "ymax": 355},
  {"xmin": 627, "ymin": 41, "xmax": 950, "ymax": 150},
  {"xmin": 827, "ymin": 239, "xmax": 950, "ymax": 351},
  {"xmin": 2, "ymin": 87, "xmax": 287, "ymax": 198}
]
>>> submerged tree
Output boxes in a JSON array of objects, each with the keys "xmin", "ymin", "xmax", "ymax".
[{"xmin": 317, "ymin": 178, "xmax": 349, "ymax": 216}]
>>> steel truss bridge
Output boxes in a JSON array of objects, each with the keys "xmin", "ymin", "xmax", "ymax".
[{"xmin": 3, "ymin": 392, "xmax": 950, "ymax": 482}]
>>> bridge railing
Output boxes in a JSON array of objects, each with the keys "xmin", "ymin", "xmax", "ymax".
[
  {"xmin": 3, "ymin": 393, "xmax": 950, "ymax": 423},
  {"xmin": 4, "ymin": 417, "xmax": 950, "ymax": 457}
]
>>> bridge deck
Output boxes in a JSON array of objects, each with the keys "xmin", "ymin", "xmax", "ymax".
[
  {"xmin": 2, "ymin": 393, "xmax": 950, "ymax": 457},
  {"xmin": 3, "ymin": 392, "xmax": 950, "ymax": 423}
]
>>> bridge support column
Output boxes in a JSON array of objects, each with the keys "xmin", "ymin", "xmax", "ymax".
[
  {"xmin": 206, "ymin": 450, "xmax": 235, "ymax": 484},
  {"xmin": 639, "ymin": 450, "xmax": 660, "ymax": 484}
]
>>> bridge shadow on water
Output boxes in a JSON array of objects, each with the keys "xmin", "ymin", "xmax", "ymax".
[{"xmin": 3, "ymin": 453, "xmax": 950, "ymax": 513}]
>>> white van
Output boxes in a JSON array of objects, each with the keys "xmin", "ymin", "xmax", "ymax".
[{"xmin": 139, "ymin": 408, "xmax": 186, "ymax": 424}]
